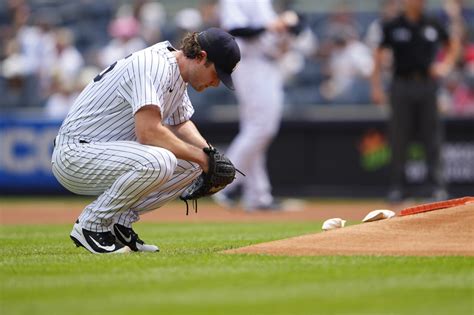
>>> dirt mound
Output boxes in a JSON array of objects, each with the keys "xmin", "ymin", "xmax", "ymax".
[{"xmin": 225, "ymin": 204, "xmax": 474, "ymax": 256}]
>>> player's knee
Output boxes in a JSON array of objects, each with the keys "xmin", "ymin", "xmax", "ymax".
[
  {"xmin": 159, "ymin": 149, "xmax": 177, "ymax": 179},
  {"xmin": 187, "ymin": 162, "xmax": 201, "ymax": 179},
  {"xmin": 260, "ymin": 123, "xmax": 280, "ymax": 139},
  {"xmin": 244, "ymin": 124, "xmax": 278, "ymax": 142},
  {"xmin": 140, "ymin": 148, "xmax": 177, "ymax": 182},
  {"xmin": 241, "ymin": 129, "xmax": 274, "ymax": 149}
]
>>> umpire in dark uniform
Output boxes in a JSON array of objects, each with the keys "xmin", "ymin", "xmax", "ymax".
[{"xmin": 371, "ymin": 0, "xmax": 460, "ymax": 202}]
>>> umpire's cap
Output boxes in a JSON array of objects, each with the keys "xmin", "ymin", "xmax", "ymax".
[{"xmin": 197, "ymin": 28, "xmax": 240, "ymax": 90}]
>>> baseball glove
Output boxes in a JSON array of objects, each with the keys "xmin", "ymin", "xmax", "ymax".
[{"xmin": 180, "ymin": 145, "xmax": 238, "ymax": 213}]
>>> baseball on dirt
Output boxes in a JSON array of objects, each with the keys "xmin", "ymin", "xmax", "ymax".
[
  {"xmin": 362, "ymin": 209, "xmax": 396, "ymax": 222},
  {"xmin": 321, "ymin": 218, "xmax": 346, "ymax": 231}
]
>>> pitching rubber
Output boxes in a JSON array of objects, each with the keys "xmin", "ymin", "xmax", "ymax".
[{"xmin": 400, "ymin": 196, "xmax": 474, "ymax": 216}]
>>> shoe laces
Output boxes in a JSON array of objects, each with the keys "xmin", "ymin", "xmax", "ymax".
[
  {"xmin": 120, "ymin": 226, "xmax": 144, "ymax": 245},
  {"xmin": 130, "ymin": 229, "xmax": 144, "ymax": 245},
  {"xmin": 94, "ymin": 231, "xmax": 115, "ymax": 245},
  {"xmin": 182, "ymin": 199, "xmax": 198, "ymax": 216}
]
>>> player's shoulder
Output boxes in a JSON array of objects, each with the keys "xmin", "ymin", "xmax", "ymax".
[
  {"xmin": 132, "ymin": 41, "xmax": 177, "ymax": 72},
  {"xmin": 147, "ymin": 40, "xmax": 174, "ymax": 53},
  {"xmin": 134, "ymin": 41, "xmax": 173, "ymax": 61},
  {"xmin": 381, "ymin": 14, "xmax": 404, "ymax": 30},
  {"xmin": 421, "ymin": 13, "xmax": 445, "ymax": 29}
]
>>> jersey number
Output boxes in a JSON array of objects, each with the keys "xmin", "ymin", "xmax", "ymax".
[
  {"xmin": 93, "ymin": 54, "xmax": 132, "ymax": 82},
  {"xmin": 93, "ymin": 61, "xmax": 117, "ymax": 82}
]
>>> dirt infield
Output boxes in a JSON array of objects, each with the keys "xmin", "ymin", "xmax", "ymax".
[
  {"xmin": 0, "ymin": 198, "xmax": 405, "ymax": 224},
  {"xmin": 225, "ymin": 204, "xmax": 474, "ymax": 256}
]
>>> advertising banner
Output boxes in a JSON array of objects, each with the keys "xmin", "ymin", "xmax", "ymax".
[{"xmin": 1, "ymin": 116, "xmax": 473, "ymax": 196}]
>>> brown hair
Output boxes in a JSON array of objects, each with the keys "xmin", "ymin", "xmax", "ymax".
[{"xmin": 179, "ymin": 32, "xmax": 212, "ymax": 66}]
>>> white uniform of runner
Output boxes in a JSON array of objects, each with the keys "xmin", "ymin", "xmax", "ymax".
[
  {"xmin": 219, "ymin": 0, "xmax": 284, "ymax": 209},
  {"xmin": 51, "ymin": 41, "xmax": 201, "ymax": 232}
]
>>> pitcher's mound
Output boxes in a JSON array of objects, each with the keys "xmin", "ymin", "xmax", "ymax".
[{"xmin": 225, "ymin": 204, "xmax": 474, "ymax": 256}]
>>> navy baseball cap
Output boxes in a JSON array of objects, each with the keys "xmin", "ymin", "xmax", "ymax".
[{"xmin": 197, "ymin": 28, "xmax": 240, "ymax": 90}]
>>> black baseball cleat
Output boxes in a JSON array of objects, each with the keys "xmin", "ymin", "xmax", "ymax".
[
  {"xmin": 112, "ymin": 224, "xmax": 159, "ymax": 252},
  {"xmin": 70, "ymin": 220, "xmax": 131, "ymax": 254},
  {"xmin": 246, "ymin": 200, "xmax": 283, "ymax": 212},
  {"xmin": 431, "ymin": 187, "xmax": 449, "ymax": 202},
  {"xmin": 386, "ymin": 187, "xmax": 404, "ymax": 204},
  {"xmin": 212, "ymin": 192, "xmax": 237, "ymax": 209}
]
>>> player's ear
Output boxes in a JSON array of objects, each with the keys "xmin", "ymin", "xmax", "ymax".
[{"xmin": 198, "ymin": 50, "xmax": 208, "ymax": 64}]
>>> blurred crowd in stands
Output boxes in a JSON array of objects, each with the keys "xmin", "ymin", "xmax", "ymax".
[{"xmin": 0, "ymin": 0, "xmax": 473, "ymax": 117}]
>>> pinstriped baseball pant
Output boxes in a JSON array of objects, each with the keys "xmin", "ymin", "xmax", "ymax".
[
  {"xmin": 51, "ymin": 137, "xmax": 201, "ymax": 232},
  {"xmin": 221, "ymin": 57, "xmax": 283, "ymax": 209}
]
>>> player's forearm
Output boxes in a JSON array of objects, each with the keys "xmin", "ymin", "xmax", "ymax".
[
  {"xmin": 166, "ymin": 120, "xmax": 208, "ymax": 149},
  {"xmin": 370, "ymin": 48, "xmax": 384, "ymax": 88},
  {"xmin": 430, "ymin": 38, "xmax": 461, "ymax": 78},
  {"xmin": 138, "ymin": 124, "xmax": 208, "ymax": 172},
  {"xmin": 370, "ymin": 48, "xmax": 387, "ymax": 105},
  {"xmin": 441, "ymin": 38, "xmax": 461, "ymax": 69},
  {"xmin": 443, "ymin": 1, "xmax": 463, "ymax": 68}
]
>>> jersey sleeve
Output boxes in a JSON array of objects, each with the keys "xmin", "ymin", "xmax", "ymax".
[
  {"xmin": 434, "ymin": 19, "xmax": 449, "ymax": 44},
  {"xmin": 220, "ymin": 0, "xmax": 249, "ymax": 30},
  {"xmin": 120, "ymin": 52, "xmax": 166, "ymax": 115},
  {"xmin": 165, "ymin": 90, "xmax": 195, "ymax": 125},
  {"xmin": 253, "ymin": 0, "xmax": 277, "ymax": 26},
  {"xmin": 220, "ymin": 0, "xmax": 275, "ymax": 29}
]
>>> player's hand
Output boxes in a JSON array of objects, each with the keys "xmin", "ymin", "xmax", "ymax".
[
  {"xmin": 371, "ymin": 86, "xmax": 387, "ymax": 106},
  {"xmin": 180, "ymin": 145, "xmax": 237, "ymax": 201},
  {"xmin": 268, "ymin": 10, "xmax": 300, "ymax": 33},
  {"xmin": 280, "ymin": 11, "xmax": 299, "ymax": 28},
  {"xmin": 430, "ymin": 62, "xmax": 451, "ymax": 79},
  {"xmin": 267, "ymin": 18, "xmax": 287, "ymax": 33}
]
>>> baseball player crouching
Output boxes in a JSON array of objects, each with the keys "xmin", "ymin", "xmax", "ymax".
[{"xmin": 51, "ymin": 28, "xmax": 240, "ymax": 254}]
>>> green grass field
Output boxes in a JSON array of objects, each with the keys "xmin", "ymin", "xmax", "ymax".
[{"xmin": 1, "ymin": 222, "xmax": 473, "ymax": 315}]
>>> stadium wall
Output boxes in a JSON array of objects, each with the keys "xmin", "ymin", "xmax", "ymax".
[{"xmin": 1, "ymin": 110, "xmax": 473, "ymax": 197}]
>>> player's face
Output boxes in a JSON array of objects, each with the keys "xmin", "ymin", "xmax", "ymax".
[
  {"xmin": 188, "ymin": 58, "xmax": 220, "ymax": 92},
  {"xmin": 404, "ymin": 0, "xmax": 425, "ymax": 12}
]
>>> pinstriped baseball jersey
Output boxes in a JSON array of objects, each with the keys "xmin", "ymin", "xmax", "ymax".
[
  {"xmin": 58, "ymin": 41, "xmax": 194, "ymax": 142},
  {"xmin": 220, "ymin": 0, "xmax": 281, "ymax": 59}
]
